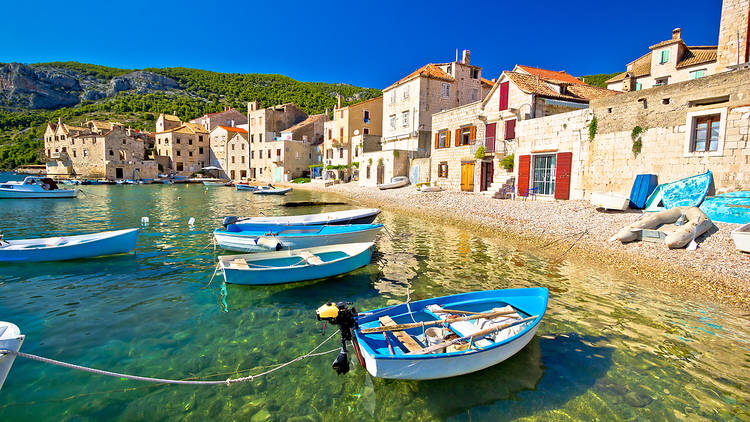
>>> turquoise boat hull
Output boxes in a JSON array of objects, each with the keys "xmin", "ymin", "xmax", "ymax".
[
  {"xmin": 645, "ymin": 170, "xmax": 712, "ymax": 211},
  {"xmin": 699, "ymin": 191, "xmax": 750, "ymax": 224},
  {"xmin": 353, "ymin": 287, "xmax": 548, "ymax": 380},
  {"xmin": 219, "ymin": 242, "xmax": 374, "ymax": 285},
  {"xmin": 0, "ymin": 228, "xmax": 139, "ymax": 262}
]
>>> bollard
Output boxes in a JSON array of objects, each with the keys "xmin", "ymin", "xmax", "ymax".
[{"xmin": 141, "ymin": 217, "xmax": 149, "ymax": 226}]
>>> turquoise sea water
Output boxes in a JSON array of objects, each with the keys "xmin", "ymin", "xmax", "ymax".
[{"xmin": 0, "ymin": 172, "xmax": 748, "ymax": 421}]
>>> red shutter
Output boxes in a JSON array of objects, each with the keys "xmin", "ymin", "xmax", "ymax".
[
  {"xmin": 485, "ymin": 123, "xmax": 496, "ymax": 139},
  {"xmin": 517, "ymin": 155, "xmax": 531, "ymax": 195},
  {"xmin": 555, "ymin": 152, "xmax": 573, "ymax": 200},
  {"xmin": 499, "ymin": 82, "xmax": 509, "ymax": 111},
  {"xmin": 505, "ymin": 119, "xmax": 516, "ymax": 140}
]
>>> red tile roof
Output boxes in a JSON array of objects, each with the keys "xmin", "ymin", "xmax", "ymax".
[
  {"xmin": 217, "ymin": 125, "xmax": 248, "ymax": 134},
  {"xmin": 606, "ymin": 45, "xmax": 718, "ymax": 83},
  {"xmin": 480, "ymin": 77, "xmax": 495, "ymax": 87},
  {"xmin": 386, "ymin": 63, "xmax": 453, "ymax": 90},
  {"xmin": 505, "ymin": 72, "xmax": 617, "ymax": 102},
  {"xmin": 515, "ymin": 65, "xmax": 585, "ymax": 85}
]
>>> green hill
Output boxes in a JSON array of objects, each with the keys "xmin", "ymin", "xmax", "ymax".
[
  {"xmin": 580, "ymin": 72, "xmax": 621, "ymax": 88},
  {"xmin": 0, "ymin": 62, "xmax": 382, "ymax": 169}
]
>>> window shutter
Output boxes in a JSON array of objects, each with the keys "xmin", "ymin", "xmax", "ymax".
[
  {"xmin": 499, "ymin": 82, "xmax": 509, "ymax": 111},
  {"xmin": 554, "ymin": 152, "xmax": 573, "ymax": 200},
  {"xmin": 446, "ymin": 130, "xmax": 451, "ymax": 147},
  {"xmin": 434, "ymin": 133, "xmax": 439, "ymax": 149},
  {"xmin": 470, "ymin": 126, "xmax": 476, "ymax": 142},
  {"xmin": 455, "ymin": 129, "xmax": 461, "ymax": 147},
  {"xmin": 517, "ymin": 155, "xmax": 531, "ymax": 195},
  {"xmin": 505, "ymin": 120, "xmax": 516, "ymax": 140}
]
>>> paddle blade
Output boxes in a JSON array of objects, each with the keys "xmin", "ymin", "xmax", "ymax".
[{"xmin": 687, "ymin": 239, "xmax": 698, "ymax": 251}]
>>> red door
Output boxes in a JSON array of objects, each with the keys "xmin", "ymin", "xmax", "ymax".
[
  {"xmin": 517, "ymin": 155, "xmax": 531, "ymax": 195},
  {"xmin": 555, "ymin": 152, "xmax": 573, "ymax": 200}
]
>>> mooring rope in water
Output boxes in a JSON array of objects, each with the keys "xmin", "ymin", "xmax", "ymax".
[{"xmin": 0, "ymin": 331, "xmax": 339, "ymax": 386}]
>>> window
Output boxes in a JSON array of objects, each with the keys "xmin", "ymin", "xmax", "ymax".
[
  {"xmin": 339, "ymin": 148, "xmax": 343, "ymax": 158},
  {"xmin": 498, "ymin": 81, "xmax": 509, "ymax": 111},
  {"xmin": 176, "ymin": 138, "xmax": 181, "ymax": 144},
  {"xmin": 690, "ymin": 69, "xmax": 706, "ymax": 79},
  {"xmin": 189, "ymin": 151, "xmax": 193, "ymax": 157},
  {"xmin": 363, "ymin": 110, "xmax": 370, "ymax": 122},
  {"xmin": 366, "ymin": 166, "xmax": 371, "ymax": 179},
  {"xmin": 189, "ymin": 139, "xmax": 193, "ymax": 145},
  {"xmin": 460, "ymin": 127, "xmax": 472, "ymax": 145},
  {"xmin": 198, "ymin": 136, "xmax": 203, "ymax": 143},
  {"xmin": 659, "ymin": 49, "xmax": 670, "ymax": 64},
  {"xmin": 177, "ymin": 151, "xmax": 181, "ymax": 156},
  {"xmin": 119, "ymin": 150, "xmax": 126, "ymax": 160},
  {"xmin": 437, "ymin": 131, "xmax": 448, "ymax": 149},
  {"xmin": 470, "ymin": 68, "xmax": 479, "ymax": 79},
  {"xmin": 109, "ymin": 149, "xmax": 114, "ymax": 156},
  {"xmin": 505, "ymin": 120, "xmax": 516, "ymax": 140},
  {"xmin": 277, "ymin": 149, "xmax": 281, "ymax": 157},
  {"xmin": 72, "ymin": 150, "xmax": 77, "ymax": 158},
  {"xmin": 691, "ymin": 114, "xmax": 720, "ymax": 152},
  {"xmin": 267, "ymin": 150, "xmax": 271, "ymax": 158},
  {"xmin": 438, "ymin": 162, "xmax": 448, "ymax": 178},
  {"xmin": 251, "ymin": 151, "xmax": 255, "ymax": 159},
  {"xmin": 402, "ymin": 87, "xmax": 409, "ymax": 100},
  {"xmin": 441, "ymin": 83, "xmax": 450, "ymax": 98},
  {"xmin": 241, "ymin": 156, "xmax": 245, "ymax": 164},
  {"xmin": 340, "ymin": 128, "xmax": 344, "ymax": 142},
  {"xmin": 470, "ymin": 88, "xmax": 478, "ymax": 101},
  {"xmin": 241, "ymin": 144, "xmax": 245, "ymax": 150},
  {"xmin": 389, "ymin": 115, "xmax": 396, "ymax": 130},
  {"xmin": 199, "ymin": 147, "xmax": 204, "ymax": 154},
  {"xmin": 390, "ymin": 93, "xmax": 396, "ymax": 104},
  {"xmin": 654, "ymin": 77, "xmax": 669, "ymax": 87},
  {"xmin": 176, "ymin": 162, "xmax": 183, "ymax": 171},
  {"xmin": 328, "ymin": 129, "xmax": 332, "ymax": 140},
  {"xmin": 232, "ymin": 156, "xmax": 235, "ymax": 163},
  {"xmin": 259, "ymin": 134, "xmax": 263, "ymax": 142},
  {"xmin": 533, "ymin": 154, "xmax": 556, "ymax": 196},
  {"xmin": 231, "ymin": 144, "xmax": 235, "ymax": 151},
  {"xmin": 401, "ymin": 111, "xmax": 409, "ymax": 127},
  {"xmin": 83, "ymin": 149, "xmax": 88, "ymax": 157},
  {"xmin": 251, "ymin": 134, "xmax": 254, "ymax": 143},
  {"xmin": 355, "ymin": 146, "xmax": 359, "ymax": 157},
  {"xmin": 363, "ymin": 128, "xmax": 370, "ymax": 135}
]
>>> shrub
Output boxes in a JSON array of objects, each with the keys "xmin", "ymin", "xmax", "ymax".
[
  {"xmin": 500, "ymin": 154, "xmax": 514, "ymax": 171},
  {"xmin": 474, "ymin": 146, "xmax": 486, "ymax": 159}
]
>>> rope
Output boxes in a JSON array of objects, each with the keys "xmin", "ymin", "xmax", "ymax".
[{"xmin": 0, "ymin": 331, "xmax": 338, "ymax": 386}]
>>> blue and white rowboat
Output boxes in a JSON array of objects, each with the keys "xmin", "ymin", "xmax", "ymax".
[
  {"xmin": 0, "ymin": 228, "xmax": 139, "ymax": 262},
  {"xmin": 253, "ymin": 187, "xmax": 292, "ymax": 195},
  {"xmin": 219, "ymin": 242, "xmax": 374, "ymax": 285},
  {"xmin": 0, "ymin": 321, "xmax": 24, "ymax": 391},
  {"xmin": 213, "ymin": 223, "xmax": 382, "ymax": 252},
  {"xmin": 236, "ymin": 184, "xmax": 258, "ymax": 191},
  {"xmin": 350, "ymin": 288, "xmax": 548, "ymax": 380},
  {"xmin": 0, "ymin": 177, "xmax": 76, "ymax": 199},
  {"xmin": 645, "ymin": 170, "xmax": 712, "ymax": 211},
  {"xmin": 224, "ymin": 208, "xmax": 381, "ymax": 227}
]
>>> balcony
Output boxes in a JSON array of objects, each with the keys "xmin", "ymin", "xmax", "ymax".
[{"xmin": 474, "ymin": 137, "xmax": 509, "ymax": 156}]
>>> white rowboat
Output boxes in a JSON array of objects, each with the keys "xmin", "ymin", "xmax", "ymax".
[
  {"xmin": 0, "ymin": 321, "xmax": 24, "ymax": 391},
  {"xmin": 0, "ymin": 228, "xmax": 139, "ymax": 262},
  {"xmin": 0, "ymin": 177, "xmax": 76, "ymax": 199},
  {"xmin": 226, "ymin": 209, "xmax": 381, "ymax": 227},
  {"xmin": 731, "ymin": 222, "xmax": 750, "ymax": 253}
]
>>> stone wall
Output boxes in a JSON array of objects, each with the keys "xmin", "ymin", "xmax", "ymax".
[
  {"xmin": 358, "ymin": 150, "xmax": 409, "ymax": 187},
  {"xmin": 717, "ymin": 0, "xmax": 750, "ymax": 70}
]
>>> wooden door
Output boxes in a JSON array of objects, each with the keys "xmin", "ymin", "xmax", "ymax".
[
  {"xmin": 460, "ymin": 162, "xmax": 475, "ymax": 192},
  {"xmin": 377, "ymin": 165, "xmax": 384, "ymax": 184},
  {"xmin": 480, "ymin": 161, "xmax": 493, "ymax": 191}
]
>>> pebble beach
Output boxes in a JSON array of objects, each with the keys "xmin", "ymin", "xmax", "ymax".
[{"xmin": 293, "ymin": 181, "xmax": 750, "ymax": 311}]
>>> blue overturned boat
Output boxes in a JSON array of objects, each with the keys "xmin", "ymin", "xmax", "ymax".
[
  {"xmin": 0, "ymin": 228, "xmax": 139, "ymax": 262},
  {"xmin": 316, "ymin": 288, "xmax": 548, "ymax": 380},
  {"xmin": 219, "ymin": 242, "xmax": 374, "ymax": 285},
  {"xmin": 700, "ymin": 191, "xmax": 750, "ymax": 224},
  {"xmin": 645, "ymin": 170, "xmax": 712, "ymax": 212},
  {"xmin": 213, "ymin": 223, "xmax": 382, "ymax": 252}
]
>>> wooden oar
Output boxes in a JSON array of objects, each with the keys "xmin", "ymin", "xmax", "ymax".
[
  {"xmin": 360, "ymin": 309, "xmax": 519, "ymax": 334},
  {"xmin": 728, "ymin": 204, "xmax": 750, "ymax": 209},
  {"xmin": 406, "ymin": 315, "xmax": 539, "ymax": 355},
  {"xmin": 438, "ymin": 309, "xmax": 485, "ymax": 315}
]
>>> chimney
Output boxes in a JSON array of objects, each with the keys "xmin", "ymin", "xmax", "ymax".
[
  {"xmin": 230, "ymin": 120, "xmax": 235, "ymax": 127},
  {"xmin": 462, "ymin": 49, "xmax": 471, "ymax": 65},
  {"xmin": 672, "ymin": 28, "xmax": 681, "ymax": 40},
  {"xmin": 325, "ymin": 108, "xmax": 329, "ymax": 117},
  {"xmin": 336, "ymin": 95, "xmax": 342, "ymax": 108},
  {"xmin": 455, "ymin": 48, "xmax": 459, "ymax": 62}
]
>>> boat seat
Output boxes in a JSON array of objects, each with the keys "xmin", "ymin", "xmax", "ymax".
[
  {"xmin": 297, "ymin": 251, "xmax": 324, "ymax": 266},
  {"xmin": 45, "ymin": 237, "xmax": 66, "ymax": 247},
  {"xmin": 378, "ymin": 316, "xmax": 423, "ymax": 353},
  {"xmin": 229, "ymin": 258, "xmax": 250, "ymax": 269},
  {"xmin": 426, "ymin": 305, "xmax": 524, "ymax": 347}
]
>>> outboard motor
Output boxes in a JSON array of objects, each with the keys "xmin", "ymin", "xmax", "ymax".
[
  {"xmin": 221, "ymin": 216, "xmax": 238, "ymax": 229},
  {"xmin": 316, "ymin": 302, "xmax": 358, "ymax": 375}
]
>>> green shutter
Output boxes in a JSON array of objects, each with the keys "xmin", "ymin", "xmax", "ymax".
[
  {"xmin": 635, "ymin": 82, "xmax": 642, "ymax": 91},
  {"xmin": 660, "ymin": 50, "xmax": 670, "ymax": 64}
]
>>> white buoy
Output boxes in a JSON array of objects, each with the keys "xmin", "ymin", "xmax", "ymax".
[
  {"xmin": 141, "ymin": 217, "xmax": 150, "ymax": 226},
  {"xmin": 0, "ymin": 321, "xmax": 24, "ymax": 391},
  {"xmin": 188, "ymin": 217, "xmax": 195, "ymax": 227}
]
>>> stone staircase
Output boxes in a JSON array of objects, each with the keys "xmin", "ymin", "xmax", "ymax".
[{"xmin": 481, "ymin": 173, "xmax": 515, "ymax": 198}]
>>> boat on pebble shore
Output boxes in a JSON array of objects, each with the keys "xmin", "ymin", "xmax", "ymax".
[
  {"xmin": 378, "ymin": 176, "xmax": 410, "ymax": 190},
  {"xmin": 616, "ymin": 206, "xmax": 712, "ymax": 249}
]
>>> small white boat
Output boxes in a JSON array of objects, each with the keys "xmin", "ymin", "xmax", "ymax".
[
  {"xmin": 0, "ymin": 321, "xmax": 24, "ymax": 391},
  {"xmin": 0, "ymin": 228, "xmax": 139, "ymax": 262},
  {"xmin": 214, "ymin": 224, "xmax": 382, "ymax": 253},
  {"xmin": 236, "ymin": 184, "xmax": 258, "ymax": 191},
  {"xmin": 731, "ymin": 223, "xmax": 750, "ymax": 253},
  {"xmin": 0, "ymin": 177, "xmax": 76, "ymax": 199},
  {"xmin": 203, "ymin": 180, "xmax": 230, "ymax": 187},
  {"xmin": 590, "ymin": 192, "xmax": 630, "ymax": 211},
  {"xmin": 420, "ymin": 185, "xmax": 443, "ymax": 193},
  {"xmin": 378, "ymin": 176, "xmax": 409, "ymax": 190},
  {"xmin": 223, "ymin": 209, "xmax": 381, "ymax": 227},
  {"xmin": 253, "ymin": 187, "xmax": 292, "ymax": 195},
  {"xmin": 219, "ymin": 242, "xmax": 374, "ymax": 285}
]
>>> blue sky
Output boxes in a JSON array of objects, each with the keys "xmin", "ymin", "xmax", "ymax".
[{"xmin": 0, "ymin": 0, "xmax": 723, "ymax": 88}]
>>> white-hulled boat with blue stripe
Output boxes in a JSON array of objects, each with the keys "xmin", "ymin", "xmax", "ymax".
[
  {"xmin": 221, "ymin": 208, "xmax": 380, "ymax": 227},
  {"xmin": 0, "ymin": 177, "xmax": 76, "ymax": 199},
  {"xmin": 219, "ymin": 242, "xmax": 374, "ymax": 285},
  {"xmin": 316, "ymin": 288, "xmax": 548, "ymax": 380},
  {"xmin": 0, "ymin": 228, "xmax": 139, "ymax": 262},
  {"xmin": 0, "ymin": 321, "xmax": 24, "ymax": 390},
  {"xmin": 213, "ymin": 223, "xmax": 382, "ymax": 252},
  {"xmin": 253, "ymin": 186, "xmax": 292, "ymax": 195}
]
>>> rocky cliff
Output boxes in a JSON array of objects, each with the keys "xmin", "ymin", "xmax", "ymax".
[{"xmin": 0, "ymin": 63, "xmax": 179, "ymax": 110}]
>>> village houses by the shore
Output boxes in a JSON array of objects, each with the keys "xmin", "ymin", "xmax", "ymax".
[
  {"xmin": 153, "ymin": 114, "xmax": 210, "ymax": 176},
  {"xmin": 323, "ymin": 95, "xmax": 383, "ymax": 181}
]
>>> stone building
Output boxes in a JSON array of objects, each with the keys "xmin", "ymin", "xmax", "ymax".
[
  {"xmin": 246, "ymin": 101, "xmax": 308, "ymax": 180},
  {"xmin": 154, "ymin": 119, "xmax": 210, "ymax": 176},
  {"xmin": 155, "ymin": 113, "xmax": 181, "ymax": 132},
  {"xmin": 514, "ymin": 68, "xmax": 750, "ymax": 200},
  {"xmin": 716, "ymin": 0, "xmax": 750, "ymax": 71},
  {"xmin": 323, "ymin": 96, "xmax": 383, "ymax": 181},
  {"xmin": 190, "ymin": 107, "xmax": 248, "ymax": 131},
  {"xmin": 429, "ymin": 65, "xmax": 615, "ymax": 194},
  {"xmin": 605, "ymin": 28, "xmax": 719, "ymax": 92},
  {"xmin": 44, "ymin": 119, "xmax": 157, "ymax": 180},
  {"xmin": 209, "ymin": 125, "xmax": 249, "ymax": 180}
]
